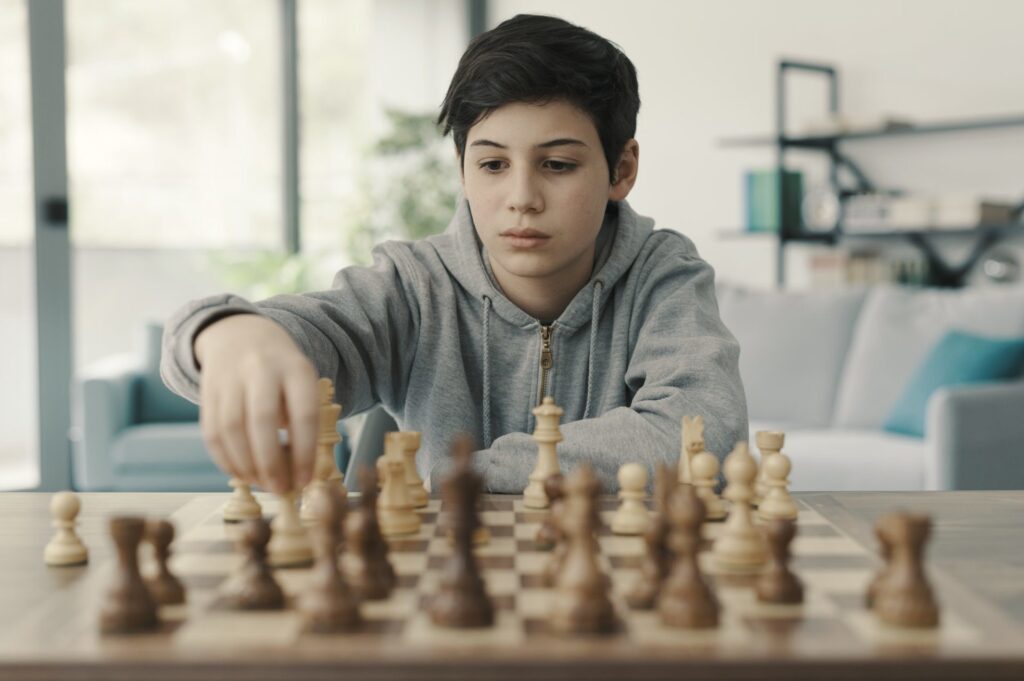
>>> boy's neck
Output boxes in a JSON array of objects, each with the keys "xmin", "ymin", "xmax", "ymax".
[{"xmin": 487, "ymin": 245, "xmax": 596, "ymax": 322}]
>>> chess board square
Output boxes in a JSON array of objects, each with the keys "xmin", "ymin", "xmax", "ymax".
[
  {"xmin": 402, "ymin": 610, "xmax": 524, "ymax": 646},
  {"xmin": 390, "ymin": 551, "xmax": 428, "ymax": 575},
  {"xmin": 792, "ymin": 536, "xmax": 868, "ymax": 556},
  {"xmin": 480, "ymin": 510, "xmax": 515, "ymax": 526},
  {"xmin": 801, "ymin": 568, "xmax": 874, "ymax": 594},
  {"xmin": 599, "ymin": 535, "xmax": 645, "ymax": 557},
  {"xmin": 843, "ymin": 609, "xmax": 980, "ymax": 647},
  {"xmin": 515, "ymin": 552, "xmax": 549, "ymax": 575},
  {"xmin": 173, "ymin": 610, "xmax": 303, "ymax": 648},
  {"xmin": 514, "ymin": 522, "xmax": 542, "ymax": 541},
  {"xmin": 486, "ymin": 569, "xmax": 520, "ymax": 596}
]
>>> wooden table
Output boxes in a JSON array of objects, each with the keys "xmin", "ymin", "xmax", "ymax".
[{"xmin": 2, "ymin": 491, "xmax": 1024, "ymax": 680}]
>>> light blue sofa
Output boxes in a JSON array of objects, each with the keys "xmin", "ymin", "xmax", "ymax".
[{"xmin": 72, "ymin": 322, "xmax": 351, "ymax": 492}]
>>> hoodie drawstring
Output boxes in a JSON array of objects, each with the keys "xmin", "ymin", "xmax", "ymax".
[
  {"xmin": 481, "ymin": 295, "xmax": 493, "ymax": 449},
  {"xmin": 582, "ymin": 279, "xmax": 604, "ymax": 420}
]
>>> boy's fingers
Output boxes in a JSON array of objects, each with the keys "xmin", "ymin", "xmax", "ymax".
[
  {"xmin": 200, "ymin": 390, "xmax": 238, "ymax": 480},
  {"xmin": 283, "ymin": 368, "xmax": 319, "ymax": 491},
  {"xmin": 245, "ymin": 375, "xmax": 287, "ymax": 494},
  {"xmin": 218, "ymin": 384, "xmax": 259, "ymax": 487}
]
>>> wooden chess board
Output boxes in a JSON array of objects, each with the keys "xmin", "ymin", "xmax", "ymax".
[{"xmin": 4, "ymin": 492, "xmax": 1024, "ymax": 681}]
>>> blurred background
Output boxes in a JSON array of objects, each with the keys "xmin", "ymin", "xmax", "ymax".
[{"xmin": 3, "ymin": 0, "xmax": 1023, "ymax": 493}]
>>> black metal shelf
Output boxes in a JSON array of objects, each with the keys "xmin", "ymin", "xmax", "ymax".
[{"xmin": 720, "ymin": 59, "xmax": 1024, "ymax": 288}]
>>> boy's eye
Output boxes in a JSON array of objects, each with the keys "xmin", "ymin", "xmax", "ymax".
[{"xmin": 477, "ymin": 160, "xmax": 577, "ymax": 173}]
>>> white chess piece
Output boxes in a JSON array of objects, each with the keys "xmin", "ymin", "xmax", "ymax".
[
  {"xmin": 223, "ymin": 478, "xmax": 262, "ymax": 522},
  {"xmin": 758, "ymin": 449, "xmax": 799, "ymax": 521},
  {"xmin": 524, "ymin": 397, "xmax": 564, "ymax": 508},
  {"xmin": 678, "ymin": 415, "xmax": 704, "ymax": 485},
  {"xmin": 301, "ymin": 378, "xmax": 348, "ymax": 522},
  {"xmin": 398, "ymin": 431, "xmax": 429, "ymax": 508},
  {"xmin": 754, "ymin": 430, "xmax": 784, "ymax": 506},
  {"xmin": 712, "ymin": 442, "xmax": 767, "ymax": 572},
  {"xmin": 690, "ymin": 451, "xmax": 727, "ymax": 521},
  {"xmin": 267, "ymin": 489, "xmax": 314, "ymax": 567},
  {"xmin": 611, "ymin": 463, "xmax": 649, "ymax": 535},
  {"xmin": 44, "ymin": 491, "xmax": 88, "ymax": 566},
  {"xmin": 377, "ymin": 433, "xmax": 421, "ymax": 536}
]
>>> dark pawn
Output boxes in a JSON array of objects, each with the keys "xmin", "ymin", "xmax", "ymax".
[
  {"xmin": 144, "ymin": 519, "xmax": 185, "ymax": 605},
  {"xmin": 874, "ymin": 512, "xmax": 940, "ymax": 628},
  {"xmin": 534, "ymin": 473, "xmax": 565, "ymax": 550},
  {"xmin": 301, "ymin": 484, "xmax": 361, "ymax": 633},
  {"xmin": 658, "ymin": 484, "xmax": 719, "ymax": 629},
  {"xmin": 219, "ymin": 518, "xmax": 285, "ymax": 610},
  {"xmin": 429, "ymin": 435, "xmax": 494, "ymax": 628},
  {"xmin": 626, "ymin": 462, "xmax": 674, "ymax": 609},
  {"xmin": 344, "ymin": 465, "xmax": 396, "ymax": 600},
  {"xmin": 756, "ymin": 518, "xmax": 804, "ymax": 604},
  {"xmin": 99, "ymin": 516, "xmax": 160, "ymax": 634},
  {"xmin": 865, "ymin": 517, "xmax": 893, "ymax": 608}
]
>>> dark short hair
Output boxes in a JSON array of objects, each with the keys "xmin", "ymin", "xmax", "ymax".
[{"xmin": 437, "ymin": 14, "xmax": 640, "ymax": 183}]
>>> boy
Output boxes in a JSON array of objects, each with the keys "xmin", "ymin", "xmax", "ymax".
[{"xmin": 161, "ymin": 14, "xmax": 748, "ymax": 495}]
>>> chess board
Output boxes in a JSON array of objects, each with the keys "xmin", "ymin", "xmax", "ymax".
[{"xmin": 87, "ymin": 493, "xmax": 983, "ymax": 658}]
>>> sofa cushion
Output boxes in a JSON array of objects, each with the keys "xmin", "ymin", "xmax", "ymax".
[
  {"xmin": 717, "ymin": 282, "xmax": 868, "ymax": 428},
  {"xmin": 833, "ymin": 285, "xmax": 1024, "ymax": 429},
  {"xmin": 749, "ymin": 420, "xmax": 925, "ymax": 491},
  {"xmin": 135, "ymin": 321, "xmax": 199, "ymax": 424},
  {"xmin": 112, "ymin": 422, "xmax": 217, "ymax": 472},
  {"xmin": 883, "ymin": 330, "xmax": 1024, "ymax": 437}
]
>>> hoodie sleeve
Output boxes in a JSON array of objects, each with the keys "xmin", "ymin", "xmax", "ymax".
[
  {"xmin": 470, "ymin": 249, "xmax": 749, "ymax": 494},
  {"xmin": 159, "ymin": 244, "xmax": 421, "ymax": 417}
]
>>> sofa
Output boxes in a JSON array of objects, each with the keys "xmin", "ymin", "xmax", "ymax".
[
  {"xmin": 715, "ymin": 282, "xmax": 1024, "ymax": 491},
  {"xmin": 72, "ymin": 321, "xmax": 351, "ymax": 491}
]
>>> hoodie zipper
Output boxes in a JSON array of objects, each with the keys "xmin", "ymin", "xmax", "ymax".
[{"xmin": 538, "ymin": 324, "xmax": 553, "ymax": 404}]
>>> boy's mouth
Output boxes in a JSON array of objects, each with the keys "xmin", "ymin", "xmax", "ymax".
[{"xmin": 500, "ymin": 228, "xmax": 551, "ymax": 249}]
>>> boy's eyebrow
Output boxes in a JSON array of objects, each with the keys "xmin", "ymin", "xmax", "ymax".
[{"xmin": 468, "ymin": 138, "xmax": 589, "ymax": 150}]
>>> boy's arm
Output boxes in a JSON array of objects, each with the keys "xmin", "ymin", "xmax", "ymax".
[
  {"xmin": 456, "ymin": 252, "xmax": 748, "ymax": 493},
  {"xmin": 160, "ymin": 247, "xmax": 421, "ymax": 417}
]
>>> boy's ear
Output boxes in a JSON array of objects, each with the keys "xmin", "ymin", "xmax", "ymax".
[{"xmin": 608, "ymin": 139, "xmax": 639, "ymax": 202}]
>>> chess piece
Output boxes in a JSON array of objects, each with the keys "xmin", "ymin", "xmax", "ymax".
[
  {"xmin": 754, "ymin": 430, "xmax": 784, "ymax": 507},
  {"xmin": 266, "ymin": 488, "xmax": 314, "ymax": 568},
  {"xmin": 756, "ymin": 518, "xmax": 803, "ymax": 604},
  {"xmin": 343, "ymin": 465, "xmax": 396, "ymax": 600},
  {"xmin": 219, "ymin": 517, "xmax": 285, "ymax": 610},
  {"xmin": 144, "ymin": 519, "xmax": 185, "ymax": 605},
  {"xmin": 659, "ymin": 483, "xmax": 719, "ymax": 629},
  {"xmin": 758, "ymin": 448, "xmax": 798, "ymax": 521},
  {"xmin": 300, "ymin": 484, "xmax": 361, "ymax": 633},
  {"xmin": 99, "ymin": 516, "xmax": 159, "ymax": 634},
  {"xmin": 223, "ymin": 478, "xmax": 262, "ymax": 522},
  {"xmin": 678, "ymin": 415, "xmax": 704, "ymax": 486},
  {"xmin": 395, "ymin": 431, "xmax": 429, "ymax": 508},
  {"xmin": 301, "ymin": 377, "xmax": 348, "ymax": 522},
  {"xmin": 873, "ymin": 512, "xmax": 940, "ymax": 628},
  {"xmin": 611, "ymin": 463, "xmax": 649, "ymax": 535},
  {"xmin": 549, "ymin": 465, "xmax": 616, "ymax": 634},
  {"xmin": 534, "ymin": 473, "xmax": 565, "ymax": 550},
  {"xmin": 626, "ymin": 463, "xmax": 674, "ymax": 609},
  {"xmin": 377, "ymin": 433, "xmax": 421, "ymax": 536},
  {"xmin": 866, "ymin": 516, "xmax": 893, "ymax": 608},
  {"xmin": 690, "ymin": 450, "xmax": 726, "ymax": 521},
  {"xmin": 429, "ymin": 435, "xmax": 494, "ymax": 628},
  {"xmin": 44, "ymin": 491, "xmax": 88, "ymax": 566},
  {"xmin": 712, "ymin": 442, "xmax": 767, "ymax": 571},
  {"xmin": 524, "ymin": 397, "xmax": 564, "ymax": 508}
]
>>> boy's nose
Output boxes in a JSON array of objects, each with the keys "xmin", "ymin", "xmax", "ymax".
[{"xmin": 507, "ymin": 169, "xmax": 544, "ymax": 215}]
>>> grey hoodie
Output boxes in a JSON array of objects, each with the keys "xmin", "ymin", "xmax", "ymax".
[{"xmin": 161, "ymin": 198, "xmax": 748, "ymax": 493}]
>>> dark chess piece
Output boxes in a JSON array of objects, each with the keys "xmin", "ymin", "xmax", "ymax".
[
  {"xmin": 99, "ymin": 516, "xmax": 160, "ymax": 634},
  {"xmin": 219, "ymin": 517, "xmax": 285, "ymax": 610},
  {"xmin": 534, "ymin": 473, "xmax": 565, "ymax": 550},
  {"xmin": 866, "ymin": 516, "xmax": 893, "ymax": 608},
  {"xmin": 756, "ymin": 517, "xmax": 804, "ymax": 604},
  {"xmin": 658, "ymin": 483, "xmax": 719, "ymax": 629},
  {"xmin": 873, "ymin": 512, "xmax": 940, "ymax": 628},
  {"xmin": 144, "ymin": 519, "xmax": 185, "ymax": 605},
  {"xmin": 429, "ymin": 435, "xmax": 495, "ymax": 628},
  {"xmin": 549, "ymin": 465, "xmax": 617, "ymax": 635},
  {"xmin": 626, "ymin": 462, "xmax": 674, "ymax": 609},
  {"xmin": 344, "ymin": 465, "xmax": 397, "ymax": 600},
  {"xmin": 300, "ymin": 483, "xmax": 361, "ymax": 632}
]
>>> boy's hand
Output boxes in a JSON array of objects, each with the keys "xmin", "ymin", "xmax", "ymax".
[{"xmin": 194, "ymin": 314, "xmax": 318, "ymax": 494}]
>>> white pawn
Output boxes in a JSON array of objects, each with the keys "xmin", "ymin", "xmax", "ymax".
[
  {"xmin": 267, "ymin": 490, "xmax": 314, "ymax": 568},
  {"xmin": 611, "ymin": 463, "xmax": 649, "ymax": 535},
  {"xmin": 712, "ymin": 442, "xmax": 767, "ymax": 572},
  {"xmin": 223, "ymin": 477, "xmax": 262, "ymax": 522},
  {"xmin": 758, "ymin": 449, "xmax": 799, "ymax": 521},
  {"xmin": 377, "ymin": 433, "xmax": 421, "ymax": 536},
  {"xmin": 754, "ymin": 430, "xmax": 784, "ymax": 506},
  {"xmin": 398, "ymin": 432, "xmax": 429, "ymax": 508},
  {"xmin": 690, "ymin": 451, "xmax": 726, "ymax": 521},
  {"xmin": 44, "ymin": 491, "xmax": 88, "ymax": 566}
]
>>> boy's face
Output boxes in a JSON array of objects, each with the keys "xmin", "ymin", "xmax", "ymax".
[{"xmin": 460, "ymin": 100, "xmax": 637, "ymax": 286}]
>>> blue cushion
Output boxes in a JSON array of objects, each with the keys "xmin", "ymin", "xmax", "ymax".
[{"xmin": 883, "ymin": 330, "xmax": 1024, "ymax": 438}]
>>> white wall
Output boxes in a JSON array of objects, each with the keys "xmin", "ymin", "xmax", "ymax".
[{"xmin": 489, "ymin": 0, "xmax": 1024, "ymax": 289}]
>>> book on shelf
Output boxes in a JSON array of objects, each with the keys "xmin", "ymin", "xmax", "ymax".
[{"xmin": 744, "ymin": 169, "xmax": 803, "ymax": 233}]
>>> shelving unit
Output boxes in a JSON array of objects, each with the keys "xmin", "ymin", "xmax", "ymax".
[{"xmin": 720, "ymin": 59, "xmax": 1024, "ymax": 288}]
